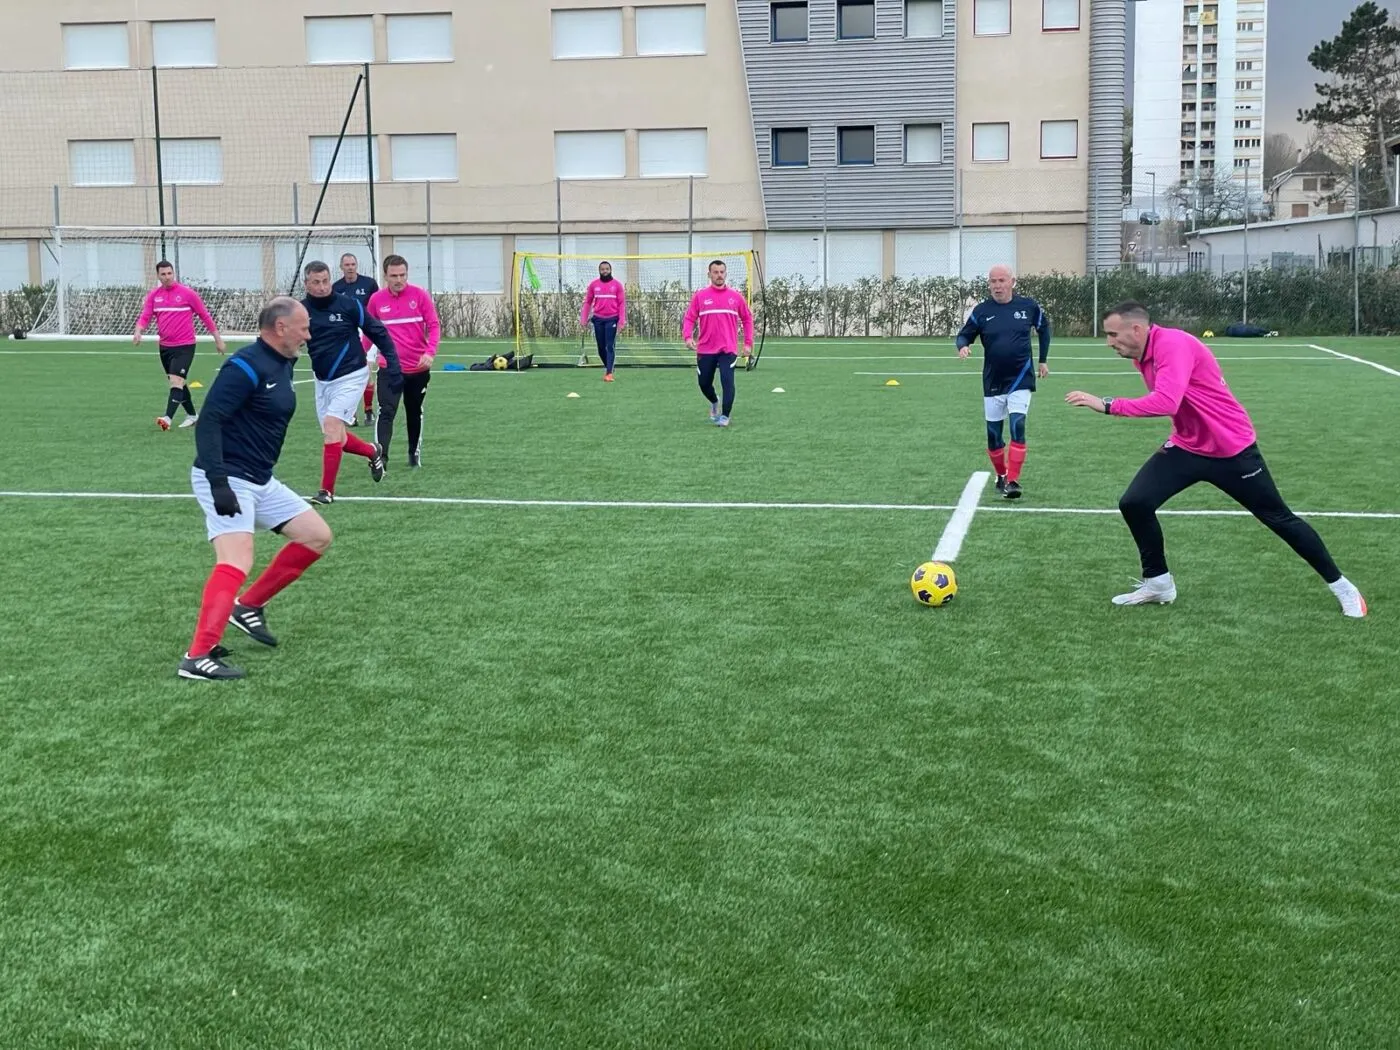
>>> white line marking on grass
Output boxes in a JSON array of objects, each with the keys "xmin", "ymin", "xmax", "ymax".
[
  {"xmin": 856, "ymin": 370, "xmax": 1140, "ymax": 377},
  {"xmin": 778, "ymin": 354, "xmax": 1333, "ymax": 362},
  {"xmin": 932, "ymin": 472, "xmax": 989, "ymax": 562},
  {"xmin": 1308, "ymin": 343, "xmax": 1400, "ymax": 378},
  {"xmin": 3, "ymin": 489, "xmax": 1398, "ymax": 520}
]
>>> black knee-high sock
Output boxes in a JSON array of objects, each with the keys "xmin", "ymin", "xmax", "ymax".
[
  {"xmin": 164, "ymin": 389, "xmax": 183, "ymax": 419},
  {"xmin": 181, "ymin": 387, "xmax": 198, "ymax": 416}
]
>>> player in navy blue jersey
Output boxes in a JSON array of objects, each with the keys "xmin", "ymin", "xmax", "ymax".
[
  {"xmin": 333, "ymin": 253, "xmax": 380, "ymax": 427},
  {"xmin": 178, "ymin": 298, "xmax": 332, "ymax": 681},
  {"xmin": 301, "ymin": 260, "xmax": 403, "ymax": 504},
  {"xmin": 955, "ymin": 264, "xmax": 1052, "ymax": 499}
]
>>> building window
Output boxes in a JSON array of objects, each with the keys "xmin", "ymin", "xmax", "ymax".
[
  {"xmin": 159, "ymin": 138, "xmax": 223, "ymax": 184},
  {"xmin": 636, "ymin": 5, "xmax": 706, "ymax": 56},
  {"xmin": 390, "ymin": 134, "xmax": 458, "ymax": 181},
  {"xmin": 69, "ymin": 140, "xmax": 136, "ymax": 186},
  {"xmin": 1040, "ymin": 120, "xmax": 1078, "ymax": 159},
  {"xmin": 972, "ymin": 122, "xmax": 1010, "ymax": 162},
  {"xmin": 904, "ymin": 123, "xmax": 943, "ymax": 163},
  {"xmin": 1291, "ymin": 203, "xmax": 1309, "ymax": 218},
  {"xmin": 837, "ymin": 0, "xmax": 876, "ymax": 39},
  {"xmin": 309, "ymin": 135, "xmax": 378, "ymax": 183},
  {"xmin": 771, "ymin": 128, "xmax": 809, "ymax": 167},
  {"xmin": 551, "ymin": 9, "xmax": 623, "ymax": 59},
  {"xmin": 554, "ymin": 130, "xmax": 626, "ymax": 179},
  {"xmin": 1042, "ymin": 0, "xmax": 1079, "ymax": 30},
  {"xmin": 905, "ymin": 0, "xmax": 943, "ymax": 38},
  {"xmin": 152, "ymin": 21, "xmax": 216, "ymax": 68},
  {"xmin": 973, "ymin": 0, "xmax": 1011, "ymax": 36},
  {"xmin": 62, "ymin": 23, "xmax": 130, "ymax": 69},
  {"xmin": 305, "ymin": 17, "xmax": 374, "ymax": 64},
  {"xmin": 771, "ymin": 2, "xmax": 808, "ymax": 42},
  {"xmin": 639, "ymin": 129, "xmax": 709, "ymax": 176},
  {"xmin": 838, "ymin": 126, "xmax": 875, "ymax": 165},
  {"xmin": 387, "ymin": 14, "xmax": 454, "ymax": 62}
]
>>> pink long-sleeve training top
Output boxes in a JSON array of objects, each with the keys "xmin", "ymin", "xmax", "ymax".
[
  {"xmin": 1108, "ymin": 324, "xmax": 1257, "ymax": 457},
  {"xmin": 137, "ymin": 284, "xmax": 217, "ymax": 347},
  {"xmin": 682, "ymin": 286, "xmax": 754, "ymax": 355},
  {"xmin": 580, "ymin": 279, "xmax": 626, "ymax": 327},
  {"xmin": 363, "ymin": 284, "xmax": 440, "ymax": 371}
]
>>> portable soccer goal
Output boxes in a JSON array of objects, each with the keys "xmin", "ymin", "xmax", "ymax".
[
  {"xmin": 25, "ymin": 224, "xmax": 381, "ymax": 339},
  {"xmin": 511, "ymin": 249, "xmax": 766, "ymax": 369}
]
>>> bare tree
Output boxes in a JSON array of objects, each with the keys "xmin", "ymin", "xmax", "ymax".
[
  {"xmin": 1166, "ymin": 174, "xmax": 1249, "ymax": 228},
  {"xmin": 1263, "ymin": 133, "xmax": 1299, "ymax": 183}
]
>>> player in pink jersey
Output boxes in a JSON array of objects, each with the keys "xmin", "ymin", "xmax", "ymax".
[
  {"xmin": 682, "ymin": 260, "xmax": 754, "ymax": 428},
  {"xmin": 1066, "ymin": 301, "xmax": 1367, "ymax": 616},
  {"xmin": 364, "ymin": 255, "xmax": 439, "ymax": 468},
  {"xmin": 579, "ymin": 260, "xmax": 626, "ymax": 381},
  {"xmin": 134, "ymin": 261, "xmax": 227, "ymax": 431}
]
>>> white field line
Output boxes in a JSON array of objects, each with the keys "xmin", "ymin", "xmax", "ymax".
[
  {"xmin": 786, "ymin": 355, "xmax": 1335, "ymax": 362},
  {"xmin": 932, "ymin": 472, "xmax": 989, "ymax": 562},
  {"xmin": 856, "ymin": 371, "xmax": 1141, "ymax": 377},
  {"xmin": 1308, "ymin": 343, "xmax": 1400, "ymax": 378},
  {"xmin": 2, "ymin": 489, "xmax": 1398, "ymax": 520}
]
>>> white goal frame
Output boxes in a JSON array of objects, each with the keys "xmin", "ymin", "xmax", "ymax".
[{"xmin": 27, "ymin": 224, "xmax": 381, "ymax": 341}]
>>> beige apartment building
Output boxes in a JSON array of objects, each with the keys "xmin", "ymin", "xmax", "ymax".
[{"xmin": 0, "ymin": 0, "xmax": 1125, "ymax": 294}]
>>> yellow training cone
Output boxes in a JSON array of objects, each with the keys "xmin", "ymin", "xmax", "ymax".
[
  {"xmin": 885, "ymin": 379, "xmax": 900, "ymax": 387},
  {"xmin": 189, "ymin": 381, "xmax": 204, "ymax": 389},
  {"xmin": 566, "ymin": 392, "xmax": 581, "ymax": 398}
]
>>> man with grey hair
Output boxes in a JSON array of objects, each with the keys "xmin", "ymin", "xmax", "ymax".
[
  {"xmin": 179, "ymin": 296, "xmax": 336, "ymax": 681},
  {"xmin": 955, "ymin": 264, "xmax": 1052, "ymax": 499}
]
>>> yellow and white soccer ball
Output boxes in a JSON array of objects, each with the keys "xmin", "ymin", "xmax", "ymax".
[
  {"xmin": 911, "ymin": 561, "xmax": 957, "ymax": 607},
  {"xmin": 1202, "ymin": 329, "xmax": 1215, "ymax": 339},
  {"xmin": 491, "ymin": 354, "xmax": 509, "ymax": 370}
]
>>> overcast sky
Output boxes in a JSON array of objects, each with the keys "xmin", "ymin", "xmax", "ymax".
[{"xmin": 1129, "ymin": 0, "xmax": 1396, "ymax": 144}]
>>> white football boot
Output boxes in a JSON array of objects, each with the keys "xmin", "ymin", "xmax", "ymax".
[{"xmin": 1112, "ymin": 573, "xmax": 1177, "ymax": 606}]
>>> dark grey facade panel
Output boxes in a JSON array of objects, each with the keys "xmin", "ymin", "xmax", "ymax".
[
  {"xmin": 1087, "ymin": 1, "xmax": 1127, "ymax": 269},
  {"xmin": 737, "ymin": 0, "xmax": 958, "ymax": 229}
]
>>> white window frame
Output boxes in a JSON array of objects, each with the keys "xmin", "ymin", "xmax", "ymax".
[
  {"xmin": 1039, "ymin": 120, "xmax": 1078, "ymax": 159},
  {"xmin": 159, "ymin": 138, "xmax": 224, "ymax": 185},
  {"xmin": 973, "ymin": 0, "xmax": 1011, "ymax": 36},
  {"xmin": 305, "ymin": 16, "xmax": 374, "ymax": 65},
  {"xmin": 1041, "ymin": 0, "xmax": 1079, "ymax": 31},
  {"xmin": 635, "ymin": 5, "xmax": 707, "ymax": 56},
  {"xmin": 971, "ymin": 122, "xmax": 1010, "ymax": 163},
  {"xmin": 638, "ymin": 129, "xmax": 709, "ymax": 178},
  {"xmin": 309, "ymin": 136, "xmax": 380, "ymax": 184},
  {"xmin": 62, "ymin": 23, "xmax": 130, "ymax": 70},
  {"xmin": 551, "ymin": 8, "xmax": 624, "ymax": 59},
  {"xmin": 152, "ymin": 20, "xmax": 217, "ymax": 68},
  {"xmin": 905, "ymin": 0, "xmax": 944, "ymax": 38},
  {"xmin": 554, "ymin": 131, "xmax": 627, "ymax": 179},
  {"xmin": 904, "ymin": 124, "xmax": 944, "ymax": 164},
  {"xmin": 386, "ymin": 13, "xmax": 454, "ymax": 63},
  {"xmin": 389, "ymin": 134, "xmax": 459, "ymax": 182},
  {"xmin": 69, "ymin": 140, "xmax": 136, "ymax": 187}
]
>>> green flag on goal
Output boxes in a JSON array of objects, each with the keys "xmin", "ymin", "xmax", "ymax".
[{"xmin": 522, "ymin": 255, "xmax": 541, "ymax": 291}]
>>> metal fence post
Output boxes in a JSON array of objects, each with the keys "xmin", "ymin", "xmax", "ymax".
[
  {"xmin": 1354, "ymin": 159, "xmax": 1362, "ymax": 336},
  {"xmin": 1092, "ymin": 169, "xmax": 1100, "ymax": 337},
  {"xmin": 363, "ymin": 63, "xmax": 376, "ymax": 231},
  {"xmin": 171, "ymin": 185, "xmax": 180, "ymax": 274},
  {"xmin": 425, "ymin": 180, "xmax": 433, "ymax": 293},
  {"xmin": 292, "ymin": 182, "xmax": 300, "ymax": 225},
  {"xmin": 821, "ymin": 171, "xmax": 829, "ymax": 335},
  {"xmin": 151, "ymin": 64, "xmax": 167, "ymax": 259},
  {"xmin": 687, "ymin": 175, "xmax": 695, "ymax": 257},
  {"xmin": 1242, "ymin": 159, "xmax": 1250, "ymax": 325},
  {"xmin": 555, "ymin": 177, "xmax": 563, "ymax": 293}
]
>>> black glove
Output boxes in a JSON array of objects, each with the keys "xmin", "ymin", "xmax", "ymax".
[
  {"xmin": 208, "ymin": 475, "xmax": 242, "ymax": 517},
  {"xmin": 382, "ymin": 369, "xmax": 405, "ymax": 395}
]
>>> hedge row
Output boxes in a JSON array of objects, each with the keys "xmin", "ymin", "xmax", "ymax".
[{"xmin": 10, "ymin": 267, "xmax": 1397, "ymax": 340}]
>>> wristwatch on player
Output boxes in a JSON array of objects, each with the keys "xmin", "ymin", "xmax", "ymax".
[{"xmin": 1102, "ymin": 397, "xmax": 1115, "ymax": 415}]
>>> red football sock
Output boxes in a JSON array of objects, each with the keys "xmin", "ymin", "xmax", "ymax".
[
  {"xmin": 1007, "ymin": 441, "xmax": 1027, "ymax": 482},
  {"xmin": 240, "ymin": 542, "xmax": 322, "ymax": 609},
  {"xmin": 342, "ymin": 433, "xmax": 376, "ymax": 458},
  {"xmin": 189, "ymin": 563, "xmax": 247, "ymax": 658},
  {"xmin": 320, "ymin": 442, "xmax": 344, "ymax": 493},
  {"xmin": 987, "ymin": 446, "xmax": 1008, "ymax": 477},
  {"xmin": 363, "ymin": 383, "xmax": 375, "ymax": 412}
]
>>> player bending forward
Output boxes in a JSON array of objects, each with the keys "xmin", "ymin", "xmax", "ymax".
[
  {"xmin": 301, "ymin": 260, "xmax": 403, "ymax": 503},
  {"xmin": 134, "ymin": 260, "xmax": 227, "ymax": 430},
  {"xmin": 955, "ymin": 264, "xmax": 1051, "ymax": 499},
  {"xmin": 683, "ymin": 260, "xmax": 754, "ymax": 427},
  {"xmin": 1066, "ymin": 301, "xmax": 1367, "ymax": 616},
  {"xmin": 179, "ymin": 298, "xmax": 333, "ymax": 681}
]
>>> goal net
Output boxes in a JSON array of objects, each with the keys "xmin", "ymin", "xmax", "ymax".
[
  {"xmin": 511, "ymin": 250, "xmax": 765, "ymax": 368},
  {"xmin": 27, "ymin": 225, "xmax": 380, "ymax": 339}
]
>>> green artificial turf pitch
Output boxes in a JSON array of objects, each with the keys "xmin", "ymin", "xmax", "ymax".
[{"xmin": 1, "ymin": 336, "xmax": 1397, "ymax": 1048}]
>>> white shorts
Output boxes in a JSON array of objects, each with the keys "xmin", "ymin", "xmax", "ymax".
[
  {"xmin": 315, "ymin": 365, "xmax": 370, "ymax": 425},
  {"xmin": 984, "ymin": 388, "xmax": 1033, "ymax": 422},
  {"xmin": 191, "ymin": 466, "xmax": 312, "ymax": 541}
]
